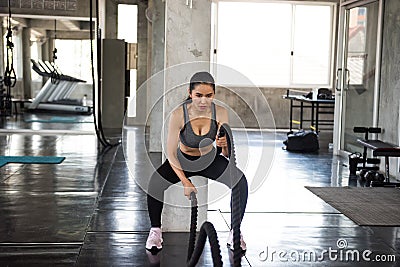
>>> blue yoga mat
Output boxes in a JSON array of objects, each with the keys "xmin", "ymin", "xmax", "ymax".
[
  {"xmin": 0, "ymin": 156, "xmax": 65, "ymax": 167},
  {"xmin": 24, "ymin": 117, "xmax": 93, "ymax": 123}
]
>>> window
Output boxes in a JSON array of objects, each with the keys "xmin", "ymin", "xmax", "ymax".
[
  {"xmin": 54, "ymin": 39, "xmax": 93, "ymax": 82},
  {"xmin": 347, "ymin": 7, "xmax": 367, "ymax": 85},
  {"xmin": 214, "ymin": 1, "xmax": 335, "ymax": 87},
  {"xmin": 118, "ymin": 4, "xmax": 138, "ymax": 43},
  {"xmin": 118, "ymin": 4, "xmax": 138, "ymax": 117}
]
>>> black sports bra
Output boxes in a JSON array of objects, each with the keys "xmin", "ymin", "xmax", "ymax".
[{"xmin": 179, "ymin": 100, "xmax": 218, "ymax": 148}]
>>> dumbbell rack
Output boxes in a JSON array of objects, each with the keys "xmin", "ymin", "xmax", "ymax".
[{"xmin": 354, "ymin": 127, "xmax": 400, "ymax": 187}]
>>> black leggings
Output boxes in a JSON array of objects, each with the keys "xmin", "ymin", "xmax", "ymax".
[{"xmin": 147, "ymin": 149, "xmax": 248, "ymax": 228}]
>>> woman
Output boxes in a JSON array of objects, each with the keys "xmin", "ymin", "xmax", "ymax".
[{"xmin": 146, "ymin": 71, "xmax": 248, "ymax": 252}]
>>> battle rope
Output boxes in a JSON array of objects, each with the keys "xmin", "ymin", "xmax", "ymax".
[
  {"xmin": 88, "ymin": 0, "xmax": 120, "ymax": 147},
  {"xmin": 50, "ymin": 20, "xmax": 60, "ymax": 85},
  {"xmin": 223, "ymin": 123, "xmax": 242, "ymax": 267},
  {"xmin": 187, "ymin": 123, "xmax": 242, "ymax": 267},
  {"xmin": 188, "ymin": 193, "xmax": 222, "ymax": 267}
]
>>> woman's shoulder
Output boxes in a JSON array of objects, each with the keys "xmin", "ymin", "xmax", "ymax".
[
  {"xmin": 214, "ymin": 103, "xmax": 228, "ymax": 123},
  {"xmin": 170, "ymin": 104, "xmax": 184, "ymax": 118},
  {"xmin": 169, "ymin": 104, "xmax": 185, "ymax": 128},
  {"xmin": 214, "ymin": 103, "xmax": 228, "ymax": 115}
]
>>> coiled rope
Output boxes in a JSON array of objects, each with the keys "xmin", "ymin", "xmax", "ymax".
[{"xmin": 187, "ymin": 123, "xmax": 242, "ymax": 267}]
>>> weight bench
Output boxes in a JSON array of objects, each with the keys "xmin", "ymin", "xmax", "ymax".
[
  {"xmin": 353, "ymin": 127, "xmax": 381, "ymax": 170},
  {"xmin": 356, "ymin": 139, "xmax": 400, "ymax": 187}
]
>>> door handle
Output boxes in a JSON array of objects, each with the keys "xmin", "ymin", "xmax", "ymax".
[
  {"xmin": 336, "ymin": 68, "xmax": 342, "ymax": 91},
  {"xmin": 344, "ymin": 68, "xmax": 350, "ymax": 91}
]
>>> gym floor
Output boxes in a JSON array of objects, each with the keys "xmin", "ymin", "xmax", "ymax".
[{"xmin": 0, "ymin": 114, "xmax": 399, "ymax": 266}]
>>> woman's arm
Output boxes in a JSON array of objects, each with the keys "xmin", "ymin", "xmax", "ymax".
[
  {"xmin": 167, "ymin": 109, "xmax": 197, "ymax": 198},
  {"xmin": 215, "ymin": 106, "xmax": 229, "ymax": 157}
]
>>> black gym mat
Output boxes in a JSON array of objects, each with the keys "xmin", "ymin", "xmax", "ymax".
[{"xmin": 306, "ymin": 186, "xmax": 400, "ymax": 226}]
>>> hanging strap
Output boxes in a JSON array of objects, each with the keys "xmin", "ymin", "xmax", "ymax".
[{"xmin": 4, "ymin": 0, "xmax": 16, "ymax": 88}]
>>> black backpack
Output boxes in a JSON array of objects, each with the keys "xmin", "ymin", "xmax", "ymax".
[{"xmin": 283, "ymin": 130, "xmax": 319, "ymax": 152}]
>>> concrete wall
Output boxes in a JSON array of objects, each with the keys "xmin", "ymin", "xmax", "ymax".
[
  {"xmin": 101, "ymin": 39, "xmax": 125, "ymax": 129},
  {"xmin": 214, "ymin": 87, "xmax": 333, "ymax": 130},
  {"xmin": 379, "ymin": 0, "xmax": 400, "ymax": 177},
  {"xmin": 126, "ymin": 0, "xmax": 149, "ymax": 126},
  {"xmin": 160, "ymin": 0, "xmax": 213, "ymax": 231},
  {"xmin": 147, "ymin": 0, "xmax": 165, "ymax": 151}
]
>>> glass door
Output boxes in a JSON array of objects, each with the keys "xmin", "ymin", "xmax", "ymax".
[{"xmin": 334, "ymin": 0, "xmax": 382, "ymax": 154}]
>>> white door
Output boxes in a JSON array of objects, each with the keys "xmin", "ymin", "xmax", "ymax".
[{"xmin": 333, "ymin": 0, "xmax": 383, "ymax": 155}]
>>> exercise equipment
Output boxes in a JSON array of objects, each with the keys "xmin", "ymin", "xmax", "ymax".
[
  {"xmin": 188, "ymin": 193, "xmax": 222, "ymax": 267},
  {"xmin": 88, "ymin": 0, "xmax": 120, "ymax": 147},
  {"xmin": 357, "ymin": 138, "xmax": 400, "ymax": 187},
  {"xmin": 27, "ymin": 7, "xmax": 83, "ymax": 112},
  {"xmin": 351, "ymin": 127, "xmax": 382, "ymax": 181},
  {"xmin": 0, "ymin": 156, "xmax": 65, "ymax": 168},
  {"xmin": 28, "ymin": 59, "xmax": 91, "ymax": 114},
  {"xmin": 187, "ymin": 124, "xmax": 242, "ymax": 267},
  {"xmin": 348, "ymin": 152, "xmax": 362, "ymax": 176},
  {"xmin": 1, "ymin": 0, "xmax": 16, "ymax": 117},
  {"xmin": 354, "ymin": 126, "xmax": 400, "ymax": 187},
  {"xmin": 352, "ymin": 127, "xmax": 381, "ymax": 171},
  {"xmin": 364, "ymin": 170, "xmax": 384, "ymax": 183},
  {"xmin": 358, "ymin": 168, "xmax": 368, "ymax": 181}
]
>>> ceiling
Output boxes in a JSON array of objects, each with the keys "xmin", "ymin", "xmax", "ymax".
[{"xmin": 4, "ymin": 16, "xmax": 93, "ymax": 41}]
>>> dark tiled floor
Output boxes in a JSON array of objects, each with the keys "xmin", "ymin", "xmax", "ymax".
[{"xmin": 0, "ymin": 114, "xmax": 399, "ymax": 266}]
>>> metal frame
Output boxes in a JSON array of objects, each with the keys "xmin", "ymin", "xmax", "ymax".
[{"xmin": 333, "ymin": 0, "xmax": 383, "ymax": 156}]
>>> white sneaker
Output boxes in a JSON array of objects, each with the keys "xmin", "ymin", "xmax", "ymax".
[
  {"xmin": 227, "ymin": 230, "xmax": 247, "ymax": 252},
  {"xmin": 146, "ymin": 227, "xmax": 163, "ymax": 251}
]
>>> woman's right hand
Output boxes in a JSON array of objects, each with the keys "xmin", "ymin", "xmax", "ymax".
[{"xmin": 183, "ymin": 180, "xmax": 197, "ymax": 199}]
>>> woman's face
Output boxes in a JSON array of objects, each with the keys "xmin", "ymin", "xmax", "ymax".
[{"xmin": 189, "ymin": 84, "xmax": 215, "ymax": 112}]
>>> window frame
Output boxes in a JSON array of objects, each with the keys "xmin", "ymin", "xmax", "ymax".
[{"xmin": 212, "ymin": 0, "xmax": 337, "ymax": 88}]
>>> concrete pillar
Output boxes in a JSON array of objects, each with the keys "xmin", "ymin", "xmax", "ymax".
[
  {"xmin": 97, "ymin": 0, "xmax": 125, "ymax": 130},
  {"xmin": 161, "ymin": 0, "xmax": 212, "ymax": 232},
  {"xmin": 0, "ymin": 19, "xmax": 4, "ymax": 75},
  {"xmin": 126, "ymin": 0, "xmax": 149, "ymax": 126},
  {"xmin": 97, "ymin": 0, "xmax": 117, "ymax": 39},
  {"xmin": 148, "ymin": 0, "xmax": 165, "ymax": 152},
  {"xmin": 101, "ymin": 39, "xmax": 125, "ymax": 129},
  {"xmin": 41, "ymin": 31, "xmax": 51, "ymax": 62},
  {"xmin": 40, "ymin": 32, "xmax": 50, "ymax": 85},
  {"xmin": 105, "ymin": 0, "xmax": 117, "ymax": 39},
  {"xmin": 47, "ymin": 32, "xmax": 55, "ymax": 62},
  {"xmin": 137, "ymin": 0, "xmax": 148, "ymax": 95},
  {"xmin": 22, "ymin": 27, "xmax": 32, "ymax": 98}
]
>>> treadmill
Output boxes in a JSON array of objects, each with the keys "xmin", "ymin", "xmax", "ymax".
[{"xmin": 29, "ymin": 59, "xmax": 91, "ymax": 114}]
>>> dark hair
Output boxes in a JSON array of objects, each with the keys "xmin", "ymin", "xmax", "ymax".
[{"xmin": 186, "ymin": 71, "xmax": 215, "ymax": 100}]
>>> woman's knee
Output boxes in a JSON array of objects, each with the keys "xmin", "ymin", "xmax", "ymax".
[
  {"xmin": 238, "ymin": 175, "xmax": 248, "ymax": 192},
  {"xmin": 228, "ymin": 172, "xmax": 248, "ymax": 190},
  {"xmin": 230, "ymin": 168, "xmax": 246, "ymax": 185},
  {"xmin": 148, "ymin": 169, "xmax": 171, "ymax": 196}
]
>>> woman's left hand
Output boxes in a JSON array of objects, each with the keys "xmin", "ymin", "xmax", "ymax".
[{"xmin": 216, "ymin": 135, "xmax": 227, "ymax": 148}]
